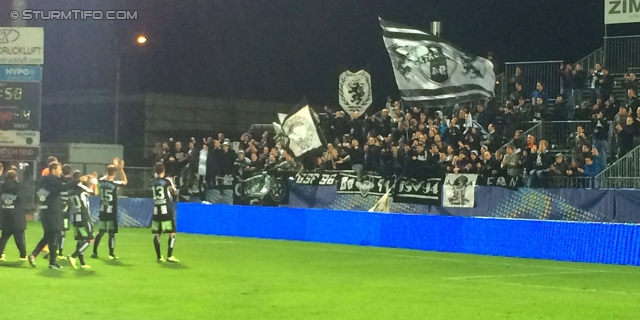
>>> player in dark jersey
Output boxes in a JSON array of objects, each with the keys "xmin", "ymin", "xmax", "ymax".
[
  {"xmin": 67, "ymin": 171, "xmax": 98, "ymax": 269},
  {"xmin": 0, "ymin": 170, "xmax": 27, "ymax": 261},
  {"xmin": 92, "ymin": 159, "xmax": 127, "ymax": 260},
  {"xmin": 28, "ymin": 162, "xmax": 71, "ymax": 269},
  {"xmin": 150, "ymin": 163, "xmax": 179, "ymax": 262},
  {"xmin": 49, "ymin": 164, "xmax": 73, "ymax": 260}
]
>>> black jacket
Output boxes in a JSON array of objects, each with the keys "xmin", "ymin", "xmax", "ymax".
[
  {"xmin": 600, "ymin": 74, "xmax": 614, "ymax": 97},
  {"xmin": 592, "ymin": 118, "xmax": 610, "ymax": 141},
  {"xmin": 348, "ymin": 146, "xmax": 365, "ymax": 165},
  {"xmin": 36, "ymin": 175, "xmax": 71, "ymax": 232},
  {"xmin": 628, "ymin": 96, "xmax": 640, "ymax": 113},
  {"xmin": 618, "ymin": 126, "xmax": 637, "ymax": 151},
  {"xmin": 549, "ymin": 161, "xmax": 569, "ymax": 176},
  {"xmin": 532, "ymin": 151, "xmax": 555, "ymax": 170},
  {"xmin": 571, "ymin": 70, "xmax": 586, "ymax": 90},
  {"xmin": 0, "ymin": 179, "xmax": 25, "ymax": 233}
]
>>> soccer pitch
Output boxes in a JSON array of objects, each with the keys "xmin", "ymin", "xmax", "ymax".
[{"xmin": 1, "ymin": 222, "xmax": 640, "ymax": 319}]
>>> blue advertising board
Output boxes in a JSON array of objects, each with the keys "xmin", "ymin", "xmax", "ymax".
[
  {"xmin": 0, "ymin": 66, "xmax": 42, "ymax": 82},
  {"xmin": 177, "ymin": 203, "xmax": 640, "ymax": 267}
]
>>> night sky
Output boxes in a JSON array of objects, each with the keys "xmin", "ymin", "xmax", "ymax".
[{"xmin": 0, "ymin": 0, "xmax": 638, "ymax": 110}]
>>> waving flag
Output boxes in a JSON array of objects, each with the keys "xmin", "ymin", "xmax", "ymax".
[
  {"xmin": 281, "ymin": 98, "xmax": 325, "ymax": 157},
  {"xmin": 380, "ymin": 18, "xmax": 495, "ymax": 106}
]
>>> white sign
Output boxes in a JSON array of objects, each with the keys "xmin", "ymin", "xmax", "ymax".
[
  {"xmin": 605, "ymin": 0, "xmax": 640, "ymax": 24},
  {"xmin": 443, "ymin": 174, "xmax": 477, "ymax": 208},
  {"xmin": 338, "ymin": 70, "xmax": 372, "ymax": 116},
  {"xmin": 0, "ymin": 28, "xmax": 44, "ymax": 65},
  {"xmin": 0, "ymin": 130, "xmax": 40, "ymax": 146}
]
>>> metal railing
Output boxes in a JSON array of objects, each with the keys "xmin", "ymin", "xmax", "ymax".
[
  {"xmin": 500, "ymin": 122, "xmax": 542, "ymax": 152},
  {"xmin": 121, "ymin": 166, "xmax": 153, "ymax": 198},
  {"xmin": 574, "ymin": 48, "xmax": 603, "ymax": 76},
  {"xmin": 599, "ymin": 177, "xmax": 640, "ymax": 189},
  {"xmin": 539, "ymin": 121, "xmax": 592, "ymax": 151},
  {"xmin": 499, "ymin": 121, "xmax": 591, "ymax": 153},
  {"xmin": 495, "ymin": 72, "xmax": 506, "ymax": 102},
  {"xmin": 503, "ymin": 60, "xmax": 563, "ymax": 103},
  {"xmin": 547, "ymin": 176, "xmax": 600, "ymax": 189},
  {"xmin": 605, "ymin": 35, "xmax": 640, "ymax": 74},
  {"xmin": 596, "ymin": 143, "xmax": 640, "ymax": 180}
]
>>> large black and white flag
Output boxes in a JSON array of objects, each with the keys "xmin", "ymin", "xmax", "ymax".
[
  {"xmin": 339, "ymin": 70, "xmax": 373, "ymax": 116},
  {"xmin": 380, "ymin": 18, "xmax": 495, "ymax": 106},
  {"xmin": 281, "ymin": 99, "xmax": 325, "ymax": 157}
]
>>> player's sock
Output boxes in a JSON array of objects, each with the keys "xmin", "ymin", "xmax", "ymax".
[
  {"xmin": 167, "ymin": 235, "xmax": 176, "ymax": 258},
  {"xmin": 153, "ymin": 237, "xmax": 161, "ymax": 260},
  {"xmin": 58, "ymin": 232, "xmax": 65, "ymax": 256},
  {"xmin": 78, "ymin": 254, "xmax": 86, "ymax": 266},
  {"xmin": 71, "ymin": 242, "xmax": 80, "ymax": 258},
  {"xmin": 93, "ymin": 231, "xmax": 105, "ymax": 254},
  {"xmin": 72, "ymin": 241, "xmax": 90, "ymax": 258},
  {"xmin": 108, "ymin": 234, "xmax": 115, "ymax": 256}
]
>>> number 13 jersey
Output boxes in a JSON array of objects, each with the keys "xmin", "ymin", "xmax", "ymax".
[{"xmin": 150, "ymin": 177, "xmax": 175, "ymax": 221}]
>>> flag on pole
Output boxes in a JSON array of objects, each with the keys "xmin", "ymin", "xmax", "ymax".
[
  {"xmin": 379, "ymin": 18, "xmax": 495, "ymax": 106},
  {"xmin": 281, "ymin": 98, "xmax": 325, "ymax": 157}
]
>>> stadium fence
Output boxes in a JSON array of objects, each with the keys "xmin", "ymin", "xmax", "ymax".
[
  {"xmin": 596, "ymin": 143, "xmax": 640, "ymax": 188},
  {"xmin": 574, "ymin": 48, "xmax": 604, "ymax": 75},
  {"xmin": 503, "ymin": 60, "xmax": 563, "ymax": 103},
  {"xmin": 605, "ymin": 35, "xmax": 640, "ymax": 74}
]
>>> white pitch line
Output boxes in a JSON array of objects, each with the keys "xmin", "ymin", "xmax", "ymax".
[
  {"xmin": 460, "ymin": 278, "xmax": 640, "ymax": 296},
  {"xmin": 445, "ymin": 270, "xmax": 606, "ymax": 280}
]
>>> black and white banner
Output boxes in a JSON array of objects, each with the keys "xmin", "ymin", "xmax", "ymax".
[
  {"xmin": 215, "ymin": 174, "xmax": 235, "ymax": 189},
  {"xmin": 338, "ymin": 70, "xmax": 373, "ymax": 116},
  {"xmin": 380, "ymin": 18, "xmax": 495, "ymax": 106},
  {"xmin": 443, "ymin": 174, "xmax": 478, "ymax": 208},
  {"xmin": 479, "ymin": 174, "xmax": 522, "ymax": 191},
  {"xmin": 295, "ymin": 172, "xmax": 339, "ymax": 186},
  {"xmin": 336, "ymin": 173, "xmax": 391, "ymax": 197},
  {"xmin": 233, "ymin": 173, "xmax": 289, "ymax": 206},
  {"xmin": 393, "ymin": 177, "xmax": 442, "ymax": 205}
]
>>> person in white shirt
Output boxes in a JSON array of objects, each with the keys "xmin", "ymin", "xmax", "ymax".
[{"xmin": 197, "ymin": 144, "xmax": 208, "ymax": 200}]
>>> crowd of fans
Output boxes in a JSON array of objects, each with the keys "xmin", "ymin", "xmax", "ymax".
[
  {"xmin": 150, "ymin": 133, "xmax": 301, "ymax": 195},
  {"xmin": 150, "ymin": 63, "xmax": 640, "ymax": 191}
]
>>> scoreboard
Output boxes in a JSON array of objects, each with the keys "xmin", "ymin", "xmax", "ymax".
[{"xmin": 0, "ymin": 81, "xmax": 41, "ymax": 131}]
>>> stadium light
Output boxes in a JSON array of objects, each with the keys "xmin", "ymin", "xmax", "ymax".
[{"xmin": 136, "ymin": 35, "xmax": 147, "ymax": 45}]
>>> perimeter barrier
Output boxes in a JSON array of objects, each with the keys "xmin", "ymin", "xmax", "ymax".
[{"xmin": 177, "ymin": 203, "xmax": 640, "ymax": 266}]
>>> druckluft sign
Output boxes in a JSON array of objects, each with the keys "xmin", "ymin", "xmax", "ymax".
[
  {"xmin": 605, "ymin": 0, "xmax": 640, "ymax": 24},
  {"xmin": 0, "ymin": 28, "xmax": 44, "ymax": 65}
]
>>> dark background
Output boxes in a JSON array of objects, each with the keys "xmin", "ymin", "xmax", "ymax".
[{"xmin": 0, "ymin": 0, "xmax": 639, "ymax": 141}]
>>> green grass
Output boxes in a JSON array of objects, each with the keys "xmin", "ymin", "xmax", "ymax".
[{"xmin": 2, "ymin": 222, "xmax": 640, "ymax": 319}]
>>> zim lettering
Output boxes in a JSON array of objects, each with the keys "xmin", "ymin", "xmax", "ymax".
[{"xmin": 609, "ymin": 0, "xmax": 640, "ymax": 14}]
